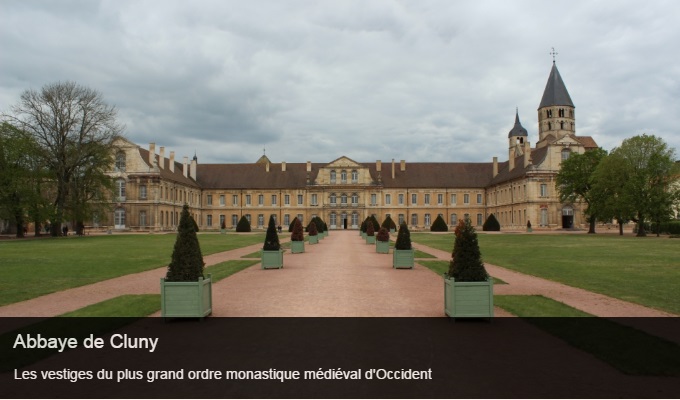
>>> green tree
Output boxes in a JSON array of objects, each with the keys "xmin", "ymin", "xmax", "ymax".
[
  {"xmin": 590, "ymin": 152, "xmax": 635, "ymax": 235},
  {"xmin": 263, "ymin": 215, "xmax": 281, "ymax": 251},
  {"xmin": 594, "ymin": 134, "xmax": 678, "ymax": 237},
  {"xmin": 394, "ymin": 222, "xmax": 412, "ymax": 250},
  {"xmin": 291, "ymin": 218, "xmax": 304, "ymax": 241},
  {"xmin": 482, "ymin": 213, "xmax": 501, "ymax": 231},
  {"xmin": 430, "ymin": 215, "xmax": 448, "ymax": 231},
  {"xmin": 165, "ymin": 204, "xmax": 204, "ymax": 282},
  {"xmin": 556, "ymin": 148, "xmax": 608, "ymax": 233},
  {"xmin": 6, "ymin": 81, "xmax": 123, "ymax": 237},
  {"xmin": 236, "ymin": 215, "xmax": 251, "ymax": 232},
  {"xmin": 381, "ymin": 215, "xmax": 397, "ymax": 231},
  {"xmin": 448, "ymin": 218, "xmax": 488, "ymax": 282}
]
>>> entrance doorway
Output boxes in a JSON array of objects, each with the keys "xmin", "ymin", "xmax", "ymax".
[
  {"xmin": 343, "ymin": 218, "xmax": 348, "ymax": 229},
  {"xmin": 562, "ymin": 207, "xmax": 574, "ymax": 229}
]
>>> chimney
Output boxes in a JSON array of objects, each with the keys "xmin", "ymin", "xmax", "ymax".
[
  {"xmin": 159, "ymin": 147, "xmax": 165, "ymax": 169},
  {"xmin": 149, "ymin": 143, "xmax": 155, "ymax": 165},
  {"xmin": 493, "ymin": 157, "xmax": 498, "ymax": 177},
  {"xmin": 306, "ymin": 161, "xmax": 311, "ymax": 172},
  {"xmin": 376, "ymin": 160, "xmax": 382, "ymax": 172},
  {"xmin": 508, "ymin": 149, "xmax": 515, "ymax": 171},
  {"xmin": 400, "ymin": 160, "xmax": 406, "ymax": 172},
  {"xmin": 169, "ymin": 151, "xmax": 175, "ymax": 173},
  {"xmin": 190, "ymin": 158, "xmax": 197, "ymax": 180},
  {"xmin": 524, "ymin": 141, "xmax": 531, "ymax": 168},
  {"xmin": 265, "ymin": 161, "xmax": 270, "ymax": 172},
  {"xmin": 391, "ymin": 159, "xmax": 395, "ymax": 179},
  {"xmin": 183, "ymin": 156, "xmax": 188, "ymax": 178},
  {"xmin": 282, "ymin": 161, "xmax": 286, "ymax": 172}
]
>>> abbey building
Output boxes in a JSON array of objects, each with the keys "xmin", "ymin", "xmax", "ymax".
[{"xmin": 106, "ymin": 62, "xmax": 597, "ymax": 232}]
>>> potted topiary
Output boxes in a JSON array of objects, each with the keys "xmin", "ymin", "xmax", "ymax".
[
  {"xmin": 375, "ymin": 227, "xmax": 390, "ymax": 253},
  {"xmin": 236, "ymin": 215, "xmax": 251, "ymax": 232},
  {"xmin": 393, "ymin": 222, "xmax": 414, "ymax": 269},
  {"xmin": 382, "ymin": 215, "xmax": 397, "ymax": 233},
  {"xmin": 444, "ymin": 218, "xmax": 493, "ymax": 320},
  {"xmin": 308, "ymin": 220, "xmax": 319, "ymax": 244},
  {"xmin": 365, "ymin": 221, "xmax": 376, "ymax": 244},
  {"xmin": 161, "ymin": 204, "xmax": 212, "ymax": 320},
  {"xmin": 312, "ymin": 216, "xmax": 325, "ymax": 239},
  {"xmin": 430, "ymin": 215, "xmax": 448, "ymax": 232},
  {"xmin": 290, "ymin": 218, "xmax": 305, "ymax": 253},
  {"xmin": 220, "ymin": 219, "xmax": 226, "ymax": 234},
  {"xmin": 482, "ymin": 214, "xmax": 501, "ymax": 232},
  {"xmin": 360, "ymin": 218, "xmax": 367, "ymax": 238},
  {"xmin": 527, "ymin": 220, "xmax": 532, "ymax": 233},
  {"xmin": 261, "ymin": 215, "xmax": 283, "ymax": 269}
]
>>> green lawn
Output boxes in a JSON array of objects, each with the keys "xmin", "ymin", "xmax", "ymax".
[
  {"xmin": 411, "ymin": 233, "xmax": 680, "ymax": 314},
  {"xmin": 0, "ymin": 233, "xmax": 264, "ymax": 306}
]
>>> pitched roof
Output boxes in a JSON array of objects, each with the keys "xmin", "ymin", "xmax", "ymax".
[
  {"xmin": 574, "ymin": 136, "xmax": 599, "ymax": 149},
  {"xmin": 137, "ymin": 148, "xmax": 201, "ymax": 187},
  {"xmin": 539, "ymin": 62, "xmax": 574, "ymax": 109},
  {"xmin": 489, "ymin": 146, "xmax": 549, "ymax": 186}
]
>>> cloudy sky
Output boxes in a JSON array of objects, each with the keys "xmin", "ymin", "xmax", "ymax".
[{"xmin": 1, "ymin": 0, "xmax": 679, "ymax": 164}]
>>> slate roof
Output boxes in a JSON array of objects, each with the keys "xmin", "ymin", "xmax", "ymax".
[
  {"xmin": 137, "ymin": 148, "xmax": 201, "ymax": 188},
  {"xmin": 539, "ymin": 63, "xmax": 574, "ymax": 109},
  {"xmin": 508, "ymin": 110, "xmax": 528, "ymax": 137}
]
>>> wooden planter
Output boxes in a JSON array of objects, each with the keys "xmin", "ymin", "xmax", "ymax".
[
  {"xmin": 291, "ymin": 240, "xmax": 305, "ymax": 253},
  {"xmin": 161, "ymin": 274, "xmax": 212, "ymax": 319},
  {"xmin": 393, "ymin": 249, "xmax": 414, "ymax": 269},
  {"xmin": 309, "ymin": 235, "xmax": 319, "ymax": 244},
  {"xmin": 444, "ymin": 275, "xmax": 494, "ymax": 319},
  {"xmin": 375, "ymin": 240, "xmax": 390, "ymax": 254},
  {"xmin": 365, "ymin": 235, "xmax": 376, "ymax": 244},
  {"xmin": 261, "ymin": 249, "xmax": 283, "ymax": 269}
]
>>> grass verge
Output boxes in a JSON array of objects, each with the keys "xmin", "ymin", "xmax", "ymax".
[{"xmin": 418, "ymin": 260, "xmax": 507, "ymax": 284}]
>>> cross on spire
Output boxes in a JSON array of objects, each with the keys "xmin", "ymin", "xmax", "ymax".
[
  {"xmin": 550, "ymin": 47, "xmax": 558, "ymax": 63},
  {"xmin": 263, "ymin": 145, "xmax": 266, "ymax": 156}
]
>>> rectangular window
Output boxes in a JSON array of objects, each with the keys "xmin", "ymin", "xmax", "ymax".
[
  {"xmin": 477, "ymin": 213, "xmax": 483, "ymax": 226},
  {"xmin": 451, "ymin": 214, "xmax": 458, "ymax": 225},
  {"xmin": 298, "ymin": 195, "xmax": 304, "ymax": 205},
  {"xmin": 272, "ymin": 195, "xmax": 277, "ymax": 205},
  {"xmin": 232, "ymin": 215, "xmax": 238, "ymax": 227},
  {"xmin": 233, "ymin": 195, "xmax": 238, "ymax": 206},
  {"xmin": 207, "ymin": 215, "xmax": 213, "ymax": 227},
  {"xmin": 411, "ymin": 194, "xmax": 417, "ymax": 205},
  {"xmin": 411, "ymin": 213, "xmax": 418, "ymax": 226},
  {"xmin": 424, "ymin": 194, "xmax": 430, "ymax": 205},
  {"xmin": 257, "ymin": 214, "xmax": 264, "ymax": 227},
  {"xmin": 424, "ymin": 213, "xmax": 431, "ymax": 226},
  {"xmin": 311, "ymin": 194, "xmax": 318, "ymax": 205},
  {"xmin": 245, "ymin": 214, "xmax": 251, "ymax": 223},
  {"xmin": 284, "ymin": 194, "xmax": 290, "ymax": 205},
  {"xmin": 258, "ymin": 194, "xmax": 264, "ymax": 206},
  {"xmin": 398, "ymin": 194, "xmax": 404, "ymax": 205},
  {"xmin": 219, "ymin": 215, "xmax": 225, "ymax": 227},
  {"xmin": 477, "ymin": 194, "xmax": 482, "ymax": 204},
  {"xmin": 207, "ymin": 195, "xmax": 213, "ymax": 206},
  {"xmin": 139, "ymin": 185, "xmax": 147, "ymax": 200},
  {"xmin": 464, "ymin": 194, "xmax": 470, "ymax": 204},
  {"xmin": 219, "ymin": 195, "xmax": 225, "ymax": 206},
  {"xmin": 284, "ymin": 214, "xmax": 290, "ymax": 226},
  {"xmin": 541, "ymin": 208, "xmax": 548, "ymax": 226},
  {"xmin": 385, "ymin": 194, "xmax": 391, "ymax": 205},
  {"xmin": 371, "ymin": 193, "xmax": 377, "ymax": 205},
  {"xmin": 540, "ymin": 184, "xmax": 548, "ymax": 197},
  {"xmin": 437, "ymin": 194, "xmax": 443, "ymax": 205},
  {"xmin": 139, "ymin": 211, "xmax": 147, "ymax": 227},
  {"xmin": 398, "ymin": 214, "xmax": 405, "ymax": 225},
  {"xmin": 246, "ymin": 195, "xmax": 251, "ymax": 206},
  {"xmin": 451, "ymin": 194, "xmax": 457, "ymax": 205}
]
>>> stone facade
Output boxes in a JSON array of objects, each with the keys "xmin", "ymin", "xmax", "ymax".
[{"xmin": 99, "ymin": 62, "xmax": 597, "ymax": 232}]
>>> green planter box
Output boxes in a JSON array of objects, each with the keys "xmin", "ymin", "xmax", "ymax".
[
  {"xmin": 161, "ymin": 274, "xmax": 212, "ymax": 319},
  {"xmin": 393, "ymin": 249, "xmax": 414, "ymax": 269},
  {"xmin": 365, "ymin": 236, "xmax": 376, "ymax": 244},
  {"xmin": 444, "ymin": 276, "xmax": 494, "ymax": 319},
  {"xmin": 309, "ymin": 235, "xmax": 319, "ymax": 244},
  {"xmin": 291, "ymin": 240, "xmax": 305, "ymax": 253},
  {"xmin": 261, "ymin": 249, "xmax": 283, "ymax": 269},
  {"xmin": 361, "ymin": 232, "xmax": 366, "ymax": 239},
  {"xmin": 375, "ymin": 240, "xmax": 390, "ymax": 253}
]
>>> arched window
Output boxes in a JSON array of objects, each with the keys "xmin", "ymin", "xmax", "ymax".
[
  {"xmin": 115, "ymin": 152, "xmax": 126, "ymax": 172},
  {"xmin": 547, "ymin": 122, "xmax": 552, "ymax": 130},
  {"xmin": 330, "ymin": 170, "xmax": 336, "ymax": 183},
  {"xmin": 351, "ymin": 170, "xmax": 358, "ymax": 183},
  {"xmin": 116, "ymin": 179, "xmax": 126, "ymax": 201},
  {"xmin": 561, "ymin": 148, "xmax": 571, "ymax": 160},
  {"xmin": 340, "ymin": 170, "xmax": 347, "ymax": 183},
  {"xmin": 341, "ymin": 193, "xmax": 347, "ymax": 204},
  {"xmin": 114, "ymin": 208, "xmax": 126, "ymax": 229},
  {"xmin": 558, "ymin": 108, "xmax": 565, "ymax": 117},
  {"xmin": 560, "ymin": 121, "xmax": 564, "ymax": 129}
]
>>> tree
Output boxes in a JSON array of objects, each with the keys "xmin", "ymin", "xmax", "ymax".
[
  {"xmin": 556, "ymin": 148, "xmax": 608, "ymax": 233},
  {"xmin": 291, "ymin": 218, "xmax": 304, "ymax": 241},
  {"xmin": 165, "ymin": 204, "xmax": 204, "ymax": 282},
  {"xmin": 590, "ymin": 152, "xmax": 635, "ymax": 235},
  {"xmin": 236, "ymin": 215, "xmax": 251, "ymax": 232},
  {"xmin": 6, "ymin": 81, "xmax": 123, "ymax": 237},
  {"xmin": 365, "ymin": 220, "xmax": 375, "ymax": 237},
  {"xmin": 376, "ymin": 227, "xmax": 390, "ymax": 242},
  {"xmin": 263, "ymin": 215, "xmax": 280, "ymax": 251},
  {"xmin": 394, "ymin": 222, "xmax": 412, "ymax": 250},
  {"xmin": 430, "ymin": 215, "xmax": 448, "ymax": 232},
  {"xmin": 381, "ymin": 215, "xmax": 397, "ymax": 231},
  {"xmin": 448, "ymin": 218, "xmax": 488, "ymax": 282},
  {"xmin": 593, "ymin": 134, "xmax": 678, "ymax": 237},
  {"xmin": 307, "ymin": 219, "xmax": 318, "ymax": 236},
  {"xmin": 482, "ymin": 214, "xmax": 500, "ymax": 231}
]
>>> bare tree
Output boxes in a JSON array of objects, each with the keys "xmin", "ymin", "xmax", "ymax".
[{"xmin": 6, "ymin": 81, "xmax": 124, "ymax": 236}]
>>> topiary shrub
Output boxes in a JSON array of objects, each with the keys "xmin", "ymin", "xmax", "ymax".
[
  {"xmin": 236, "ymin": 215, "xmax": 251, "ymax": 232},
  {"xmin": 312, "ymin": 216, "xmax": 325, "ymax": 233},
  {"xmin": 369, "ymin": 215, "xmax": 380, "ymax": 233},
  {"xmin": 291, "ymin": 218, "xmax": 304, "ymax": 241},
  {"xmin": 288, "ymin": 217, "xmax": 298, "ymax": 232},
  {"xmin": 366, "ymin": 221, "xmax": 375, "ymax": 237},
  {"xmin": 376, "ymin": 227, "xmax": 390, "ymax": 242},
  {"xmin": 360, "ymin": 218, "xmax": 368, "ymax": 233},
  {"xmin": 307, "ymin": 220, "xmax": 318, "ymax": 236},
  {"xmin": 482, "ymin": 214, "xmax": 501, "ymax": 232},
  {"xmin": 263, "ymin": 215, "xmax": 281, "ymax": 251},
  {"xmin": 448, "ymin": 219, "xmax": 488, "ymax": 282},
  {"xmin": 165, "ymin": 204, "xmax": 205, "ymax": 282},
  {"xmin": 430, "ymin": 215, "xmax": 448, "ymax": 232},
  {"xmin": 395, "ymin": 222, "xmax": 412, "ymax": 250},
  {"xmin": 382, "ymin": 215, "xmax": 397, "ymax": 231}
]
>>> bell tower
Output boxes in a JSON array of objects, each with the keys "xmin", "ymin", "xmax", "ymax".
[{"xmin": 537, "ymin": 49, "xmax": 575, "ymax": 143}]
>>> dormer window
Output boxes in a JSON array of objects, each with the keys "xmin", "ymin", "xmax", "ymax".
[
  {"xmin": 330, "ymin": 170, "xmax": 336, "ymax": 183},
  {"xmin": 351, "ymin": 170, "xmax": 358, "ymax": 183},
  {"xmin": 115, "ymin": 152, "xmax": 126, "ymax": 172},
  {"xmin": 341, "ymin": 170, "xmax": 347, "ymax": 184},
  {"xmin": 561, "ymin": 149, "xmax": 571, "ymax": 160}
]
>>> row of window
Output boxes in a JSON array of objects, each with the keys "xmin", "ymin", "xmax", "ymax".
[
  {"xmin": 205, "ymin": 192, "xmax": 484, "ymax": 207},
  {"xmin": 545, "ymin": 108, "xmax": 574, "ymax": 118},
  {"xmin": 329, "ymin": 169, "xmax": 358, "ymax": 184}
]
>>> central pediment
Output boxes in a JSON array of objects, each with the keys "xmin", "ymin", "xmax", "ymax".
[{"xmin": 324, "ymin": 156, "xmax": 364, "ymax": 169}]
